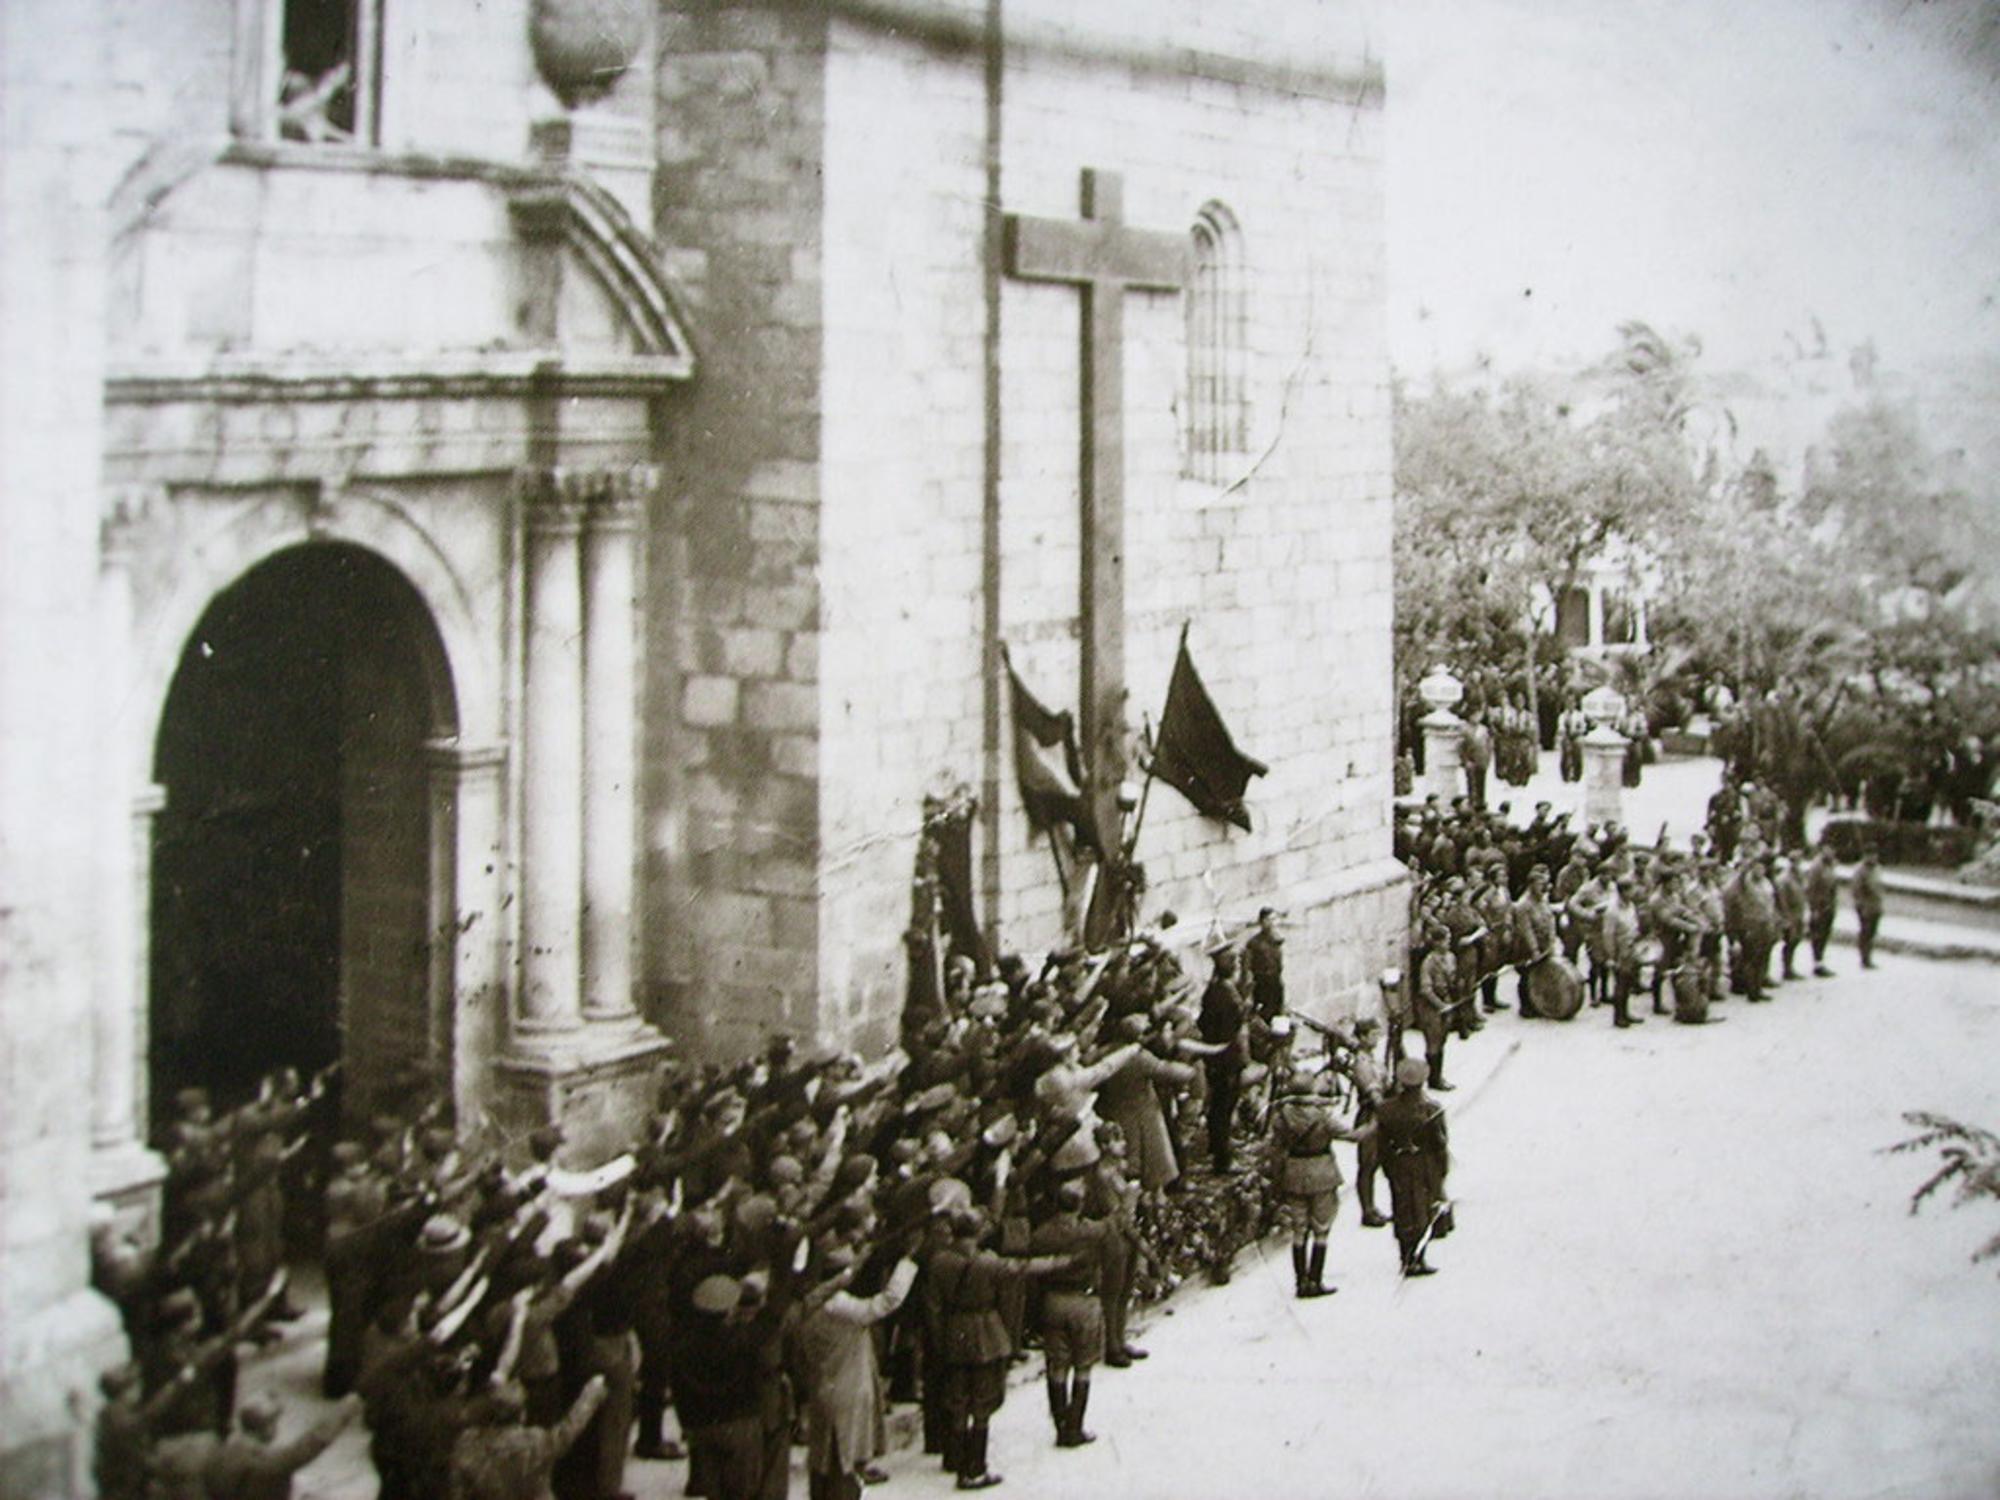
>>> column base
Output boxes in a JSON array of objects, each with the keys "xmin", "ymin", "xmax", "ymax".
[
  {"xmin": 494, "ymin": 1021, "xmax": 675, "ymax": 1165},
  {"xmin": 0, "ymin": 1286, "xmax": 127, "ymax": 1500},
  {"xmin": 90, "ymin": 1140, "xmax": 168, "ymax": 1252}
]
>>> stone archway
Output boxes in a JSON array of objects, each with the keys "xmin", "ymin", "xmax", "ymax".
[{"xmin": 148, "ymin": 542, "xmax": 459, "ymax": 1125}]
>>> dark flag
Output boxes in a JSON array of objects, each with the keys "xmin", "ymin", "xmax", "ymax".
[
  {"xmin": 930, "ymin": 797, "xmax": 992, "ymax": 978},
  {"xmin": 1150, "ymin": 629, "xmax": 1268, "ymax": 832},
  {"xmin": 1001, "ymin": 645, "xmax": 1102, "ymax": 857}
]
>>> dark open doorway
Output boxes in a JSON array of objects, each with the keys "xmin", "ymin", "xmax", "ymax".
[{"xmin": 149, "ymin": 542, "xmax": 456, "ymax": 1130}]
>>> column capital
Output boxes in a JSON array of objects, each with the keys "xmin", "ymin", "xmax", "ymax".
[{"xmin": 520, "ymin": 465, "xmax": 657, "ymax": 531}]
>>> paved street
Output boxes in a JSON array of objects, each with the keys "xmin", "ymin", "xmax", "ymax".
[
  {"xmin": 275, "ymin": 948, "xmax": 2000, "ymax": 1499},
  {"xmin": 889, "ymin": 952, "xmax": 2000, "ymax": 1500}
]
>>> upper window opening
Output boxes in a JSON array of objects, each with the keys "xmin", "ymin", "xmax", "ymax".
[
  {"xmin": 237, "ymin": 0, "xmax": 380, "ymax": 145},
  {"xmin": 1185, "ymin": 202, "xmax": 1249, "ymax": 483}
]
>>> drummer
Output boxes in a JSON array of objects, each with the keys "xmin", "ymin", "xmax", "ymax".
[{"xmin": 1511, "ymin": 865, "xmax": 1560, "ymax": 1020}]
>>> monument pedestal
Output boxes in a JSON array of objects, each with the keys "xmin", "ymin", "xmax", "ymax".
[
  {"xmin": 1421, "ymin": 708, "xmax": 1465, "ymax": 801},
  {"xmin": 1582, "ymin": 725, "xmax": 1628, "ymax": 827}
]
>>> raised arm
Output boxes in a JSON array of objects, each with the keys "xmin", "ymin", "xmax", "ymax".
[{"xmin": 263, "ymin": 1394, "xmax": 363, "ymax": 1474}]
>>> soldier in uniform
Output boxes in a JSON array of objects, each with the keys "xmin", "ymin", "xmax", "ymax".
[
  {"xmin": 1511, "ymin": 866, "xmax": 1560, "ymax": 1019},
  {"xmin": 1733, "ymin": 858, "xmax": 1781, "ymax": 1001},
  {"xmin": 1345, "ymin": 1017, "xmax": 1391, "ymax": 1228},
  {"xmin": 1244, "ymin": 907, "xmax": 1286, "ymax": 1019},
  {"xmin": 1854, "ymin": 851, "xmax": 1886, "ymax": 969},
  {"xmin": 1414, "ymin": 918, "xmax": 1465, "ymax": 1090},
  {"xmin": 1028, "ymin": 1180, "xmax": 1114, "ymax": 1449},
  {"xmin": 1377, "ymin": 1057, "xmax": 1451, "ymax": 1277},
  {"xmin": 1805, "ymin": 846, "xmax": 1839, "ymax": 977},
  {"xmin": 928, "ymin": 1206, "xmax": 1075, "ymax": 1489},
  {"xmin": 1265, "ymin": 1069, "xmax": 1370, "ymax": 1298},
  {"xmin": 1773, "ymin": 855, "xmax": 1808, "ymax": 981}
]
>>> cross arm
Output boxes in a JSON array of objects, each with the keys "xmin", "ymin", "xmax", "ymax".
[{"xmin": 1004, "ymin": 214, "xmax": 1189, "ymax": 293}]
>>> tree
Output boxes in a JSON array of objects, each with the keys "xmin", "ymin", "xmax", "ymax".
[
  {"xmin": 1394, "ymin": 332, "xmax": 1701, "ymax": 704},
  {"xmin": 1889, "ymin": 1112, "xmax": 2000, "ymax": 1274}
]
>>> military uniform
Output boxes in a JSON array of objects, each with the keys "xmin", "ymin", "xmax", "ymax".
[
  {"xmin": 1266, "ymin": 1087, "xmax": 1348, "ymax": 1297},
  {"xmin": 1377, "ymin": 1066, "xmax": 1450, "ymax": 1277}
]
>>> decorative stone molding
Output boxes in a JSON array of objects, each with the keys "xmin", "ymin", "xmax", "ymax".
[{"xmin": 508, "ymin": 174, "xmax": 695, "ymax": 365}]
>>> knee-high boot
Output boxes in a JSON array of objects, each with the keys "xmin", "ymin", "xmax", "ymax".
[
  {"xmin": 1045, "ymin": 1376, "xmax": 1069, "ymax": 1441},
  {"xmin": 1290, "ymin": 1240, "xmax": 1309, "ymax": 1295},
  {"xmin": 1305, "ymin": 1241, "xmax": 1331, "ymax": 1297},
  {"xmin": 1064, "ymin": 1379, "xmax": 1095, "ymax": 1446}
]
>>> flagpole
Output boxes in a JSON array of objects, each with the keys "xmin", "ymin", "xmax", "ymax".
[
  {"xmin": 1122, "ymin": 620, "xmax": 1187, "ymax": 865},
  {"xmin": 1122, "ymin": 713, "xmax": 1158, "ymax": 865}
]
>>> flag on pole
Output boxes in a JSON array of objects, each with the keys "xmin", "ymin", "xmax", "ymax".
[
  {"xmin": 1150, "ymin": 629, "xmax": 1268, "ymax": 832},
  {"xmin": 1001, "ymin": 645, "xmax": 1102, "ymax": 857}
]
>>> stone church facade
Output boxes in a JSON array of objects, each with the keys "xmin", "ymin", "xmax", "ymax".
[{"xmin": 0, "ymin": 0, "xmax": 1395, "ymax": 1486}]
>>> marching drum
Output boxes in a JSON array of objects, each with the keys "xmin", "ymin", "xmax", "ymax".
[{"xmin": 1525, "ymin": 953, "xmax": 1585, "ymax": 1021}]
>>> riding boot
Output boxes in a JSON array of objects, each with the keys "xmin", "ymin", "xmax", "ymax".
[
  {"xmin": 1301, "ymin": 1242, "xmax": 1332, "ymax": 1298},
  {"xmin": 1290, "ymin": 1242, "xmax": 1309, "ymax": 1296},
  {"xmin": 1064, "ymin": 1380, "xmax": 1095, "ymax": 1446},
  {"xmin": 1046, "ymin": 1377, "xmax": 1068, "ymax": 1441}
]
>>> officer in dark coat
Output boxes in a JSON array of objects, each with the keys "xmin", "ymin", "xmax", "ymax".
[
  {"xmin": 1377, "ymin": 1058, "xmax": 1450, "ymax": 1278},
  {"xmin": 1196, "ymin": 949, "xmax": 1249, "ymax": 1173},
  {"xmin": 1243, "ymin": 908, "xmax": 1285, "ymax": 1019}
]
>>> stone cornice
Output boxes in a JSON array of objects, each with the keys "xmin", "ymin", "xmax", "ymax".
[{"xmin": 105, "ymin": 348, "xmax": 691, "ymax": 405}]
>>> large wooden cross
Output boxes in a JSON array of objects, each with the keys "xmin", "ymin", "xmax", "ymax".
[{"xmin": 1004, "ymin": 168, "xmax": 1188, "ymax": 849}]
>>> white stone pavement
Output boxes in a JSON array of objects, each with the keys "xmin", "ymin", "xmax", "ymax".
[{"xmin": 265, "ymin": 946, "xmax": 2000, "ymax": 1500}]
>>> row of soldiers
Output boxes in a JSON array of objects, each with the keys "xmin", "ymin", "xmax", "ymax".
[
  {"xmin": 96, "ymin": 908, "xmax": 1333, "ymax": 1499},
  {"xmin": 1398, "ymin": 796, "xmax": 1882, "ymax": 1096}
]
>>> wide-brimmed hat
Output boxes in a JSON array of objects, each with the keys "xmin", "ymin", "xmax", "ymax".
[{"xmin": 419, "ymin": 1215, "xmax": 470, "ymax": 1254}]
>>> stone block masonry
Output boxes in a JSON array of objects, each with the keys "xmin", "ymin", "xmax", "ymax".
[{"xmin": 645, "ymin": 1, "xmax": 1397, "ymax": 1054}]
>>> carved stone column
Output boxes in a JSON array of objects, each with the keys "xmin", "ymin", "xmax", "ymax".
[
  {"xmin": 518, "ymin": 471, "xmax": 587, "ymax": 1036},
  {"xmin": 426, "ymin": 739, "xmax": 508, "ymax": 1122},
  {"xmin": 92, "ymin": 501, "xmax": 166, "ymax": 1233},
  {"xmin": 580, "ymin": 470, "xmax": 649, "ymax": 1022}
]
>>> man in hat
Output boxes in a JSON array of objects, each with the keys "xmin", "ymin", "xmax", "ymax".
[
  {"xmin": 201, "ymin": 1389, "xmax": 361, "ymax": 1500},
  {"xmin": 1264, "ymin": 1068, "xmax": 1370, "ymax": 1299},
  {"xmin": 1511, "ymin": 864, "xmax": 1560, "ymax": 1019},
  {"xmin": 1377, "ymin": 1058, "xmax": 1451, "ymax": 1278},
  {"xmin": 450, "ymin": 1375, "xmax": 609, "ymax": 1500}
]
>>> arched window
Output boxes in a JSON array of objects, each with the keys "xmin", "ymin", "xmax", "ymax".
[{"xmin": 1185, "ymin": 202, "xmax": 1248, "ymax": 483}]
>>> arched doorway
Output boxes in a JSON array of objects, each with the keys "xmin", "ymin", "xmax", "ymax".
[{"xmin": 149, "ymin": 543, "xmax": 458, "ymax": 1127}]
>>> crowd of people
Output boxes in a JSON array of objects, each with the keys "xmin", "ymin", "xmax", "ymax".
[
  {"xmin": 90, "ymin": 900, "xmax": 1461, "ymax": 1500},
  {"xmin": 91, "ymin": 750, "xmax": 1904, "ymax": 1500},
  {"xmin": 1395, "ymin": 776, "xmax": 1879, "ymax": 1096}
]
